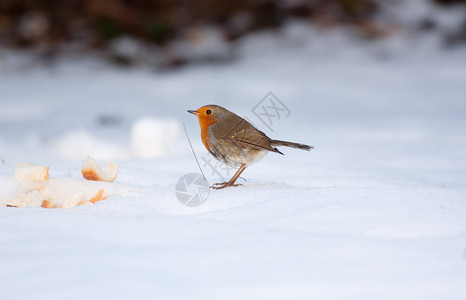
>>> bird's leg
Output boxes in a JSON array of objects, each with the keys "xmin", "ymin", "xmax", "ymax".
[{"xmin": 212, "ymin": 163, "xmax": 247, "ymax": 189}]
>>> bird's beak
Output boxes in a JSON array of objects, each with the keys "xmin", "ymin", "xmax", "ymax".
[{"xmin": 187, "ymin": 110, "xmax": 199, "ymax": 115}]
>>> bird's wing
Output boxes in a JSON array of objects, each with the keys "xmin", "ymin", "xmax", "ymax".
[{"xmin": 213, "ymin": 115, "xmax": 281, "ymax": 154}]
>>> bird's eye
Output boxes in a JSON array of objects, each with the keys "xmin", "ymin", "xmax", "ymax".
[{"xmin": 206, "ymin": 109, "xmax": 212, "ymax": 115}]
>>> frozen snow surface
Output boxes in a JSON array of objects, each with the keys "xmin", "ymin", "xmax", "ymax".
[{"xmin": 1, "ymin": 21, "xmax": 466, "ymax": 299}]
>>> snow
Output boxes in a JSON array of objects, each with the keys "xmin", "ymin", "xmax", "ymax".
[
  {"xmin": 1, "ymin": 20, "xmax": 466, "ymax": 299},
  {"xmin": 131, "ymin": 118, "xmax": 181, "ymax": 159}
]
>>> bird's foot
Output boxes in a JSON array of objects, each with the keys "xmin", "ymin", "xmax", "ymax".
[{"xmin": 211, "ymin": 181, "xmax": 243, "ymax": 190}]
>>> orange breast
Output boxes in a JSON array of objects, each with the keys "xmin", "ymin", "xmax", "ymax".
[{"xmin": 199, "ymin": 116, "xmax": 218, "ymax": 151}]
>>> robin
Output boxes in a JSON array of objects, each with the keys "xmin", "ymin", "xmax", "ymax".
[{"xmin": 188, "ymin": 105, "xmax": 313, "ymax": 189}]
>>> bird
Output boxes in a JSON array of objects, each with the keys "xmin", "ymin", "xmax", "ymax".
[{"xmin": 188, "ymin": 105, "xmax": 313, "ymax": 189}]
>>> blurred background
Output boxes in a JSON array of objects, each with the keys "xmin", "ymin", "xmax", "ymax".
[{"xmin": 1, "ymin": 0, "xmax": 466, "ymax": 68}]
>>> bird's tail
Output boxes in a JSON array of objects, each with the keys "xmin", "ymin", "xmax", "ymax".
[{"xmin": 271, "ymin": 140, "xmax": 313, "ymax": 151}]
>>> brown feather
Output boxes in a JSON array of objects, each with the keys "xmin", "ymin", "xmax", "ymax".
[
  {"xmin": 271, "ymin": 140, "xmax": 313, "ymax": 151},
  {"xmin": 211, "ymin": 110, "xmax": 281, "ymax": 154}
]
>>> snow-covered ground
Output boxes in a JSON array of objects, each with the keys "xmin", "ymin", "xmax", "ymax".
[{"xmin": 1, "ymin": 22, "xmax": 466, "ymax": 299}]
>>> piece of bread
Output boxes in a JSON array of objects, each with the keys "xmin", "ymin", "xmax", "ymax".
[
  {"xmin": 89, "ymin": 189, "xmax": 107, "ymax": 203},
  {"xmin": 1, "ymin": 161, "xmax": 113, "ymax": 209},
  {"xmin": 77, "ymin": 189, "xmax": 107, "ymax": 206},
  {"xmin": 38, "ymin": 182, "xmax": 108, "ymax": 209},
  {"xmin": 14, "ymin": 163, "xmax": 49, "ymax": 182},
  {"xmin": 41, "ymin": 200, "xmax": 55, "ymax": 208},
  {"xmin": 81, "ymin": 156, "xmax": 118, "ymax": 182}
]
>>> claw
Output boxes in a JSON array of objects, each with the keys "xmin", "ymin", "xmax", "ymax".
[
  {"xmin": 210, "ymin": 163, "xmax": 247, "ymax": 190},
  {"xmin": 211, "ymin": 182, "xmax": 243, "ymax": 189}
]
